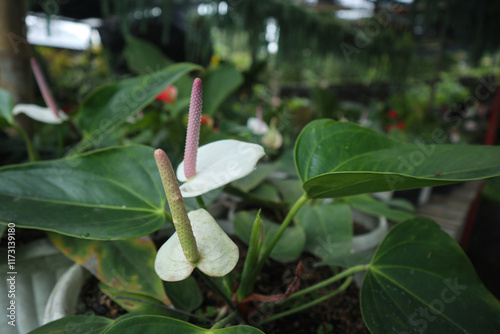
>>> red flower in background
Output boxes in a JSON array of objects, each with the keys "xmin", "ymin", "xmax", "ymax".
[
  {"xmin": 387, "ymin": 110, "xmax": 399, "ymax": 119},
  {"xmin": 396, "ymin": 121, "xmax": 406, "ymax": 130},
  {"xmin": 156, "ymin": 85, "xmax": 178, "ymax": 104}
]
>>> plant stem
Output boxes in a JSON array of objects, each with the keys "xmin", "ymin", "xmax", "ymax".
[
  {"xmin": 164, "ymin": 210, "xmax": 173, "ymax": 224},
  {"xmin": 261, "ymin": 276, "xmax": 353, "ymax": 324},
  {"xmin": 285, "ymin": 264, "xmax": 368, "ymax": 302},
  {"xmin": 211, "ymin": 312, "xmax": 239, "ymax": 329},
  {"xmin": 12, "ymin": 124, "xmax": 39, "ymax": 162},
  {"xmin": 196, "ymin": 269, "xmax": 238, "ymax": 313},
  {"xmin": 195, "ymin": 195, "xmax": 207, "ymax": 210},
  {"xmin": 255, "ymin": 193, "xmax": 309, "ymax": 273}
]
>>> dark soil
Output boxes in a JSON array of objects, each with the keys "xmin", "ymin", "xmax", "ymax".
[
  {"xmin": 76, "ymin": 239, "xmax": 369, "ymax": 334},
  {"xmin": 76, "ymin": 276, "xmax": 127, "ymax": 319}
]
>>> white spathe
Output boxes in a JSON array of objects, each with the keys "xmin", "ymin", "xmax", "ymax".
[
  {"xmin": 13, "ymin": 104, "xmax": 68, "ymax": 124},
  {"xmin": 155, "ymin": 209, "xmax": 239, "ymax": 281},
  {"xmin": 177, "ymin": 139, "xmax": 265, "ymax": 197},
  {"xmin": 247, "ymin": 117, "xmax": 269, "ymax": 135}
]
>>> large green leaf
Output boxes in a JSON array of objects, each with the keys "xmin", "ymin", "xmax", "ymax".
[
  {"xmin": 361, "ymin": 217, "xmax": 500, "ymax": 333},
  {"xmin": 49, "ymin": 233, "xmax": 170, "ymax": 305},
  {"xmin": 0, "ymin": 87, "xmax": 14, "ymax": 125},
  {"xmin": 99, "ymin": 283, "xmax": 183, "ymax": 319},
  {"xmin": 0, "ymin": 145, "xmax": 165, "ymax": 239},
  {"xmin": 28, "ymin": 315, "xmax": 113, "ymax": 334},
  {"xmin": 76, "ymin": 63, "xmax": 200, "ymax": 144},
  {"xmin": 163, "ymin": 276, "xmax": 203, "ymax": 312},
  {"xmin": 234, "ymin": 210, "xmax": 306, "ymax": 263},
  {"xmin": 295, "ymin": 119, "xmax": 500, "ymax": 198},
  {"xmin": 345, "ymin": 194, "xmax": 414, "ymax": 223},
  {"xmin": 295, "ymin": 202, "xmax": 352, "ymax": 259},
  {"xmin": 104, "ymin": 315, "xmax": 264, "ymax": 334},
  {"xmin": 201, "ymin": 64, "xmax": 243, "ymax": 116}
]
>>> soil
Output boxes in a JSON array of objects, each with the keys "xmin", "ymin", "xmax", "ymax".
[{"xmin": 76, "ymin": 276, "xmax": 127, "ymax": 319}]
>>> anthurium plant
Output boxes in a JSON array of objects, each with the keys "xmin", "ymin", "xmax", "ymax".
[{"xmin": 1, "ymin": 62, "xmax": 500, "ymax": 334}]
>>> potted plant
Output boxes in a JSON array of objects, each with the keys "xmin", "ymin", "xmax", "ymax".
[{"xmin": 2, "ymin": 64, "xmax": 500, "ymax": 334}]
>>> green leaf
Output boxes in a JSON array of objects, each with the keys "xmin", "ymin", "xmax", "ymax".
[
  {"xmin": 0, "ymin": 145, "xmax": 165, "ymax": 239},
  {"xmin": 99, "ymin": 283, "xmax": 184, "ymax": 319},
  {"xmin": 28, "ymin": 315, "xmax": 113, "ymax": 334},
  {"xmin": 163, "ymin": 276, "xmax": 203, "ymax": 312},
  {"xmin": 234, "ymin": 210, "xmax": 305, "ymax": 263},
  {"xmin": 104, "ymin": 315, "xmax": 264, "ymax": 334},
  {"xmin": 269, "ymin": 178, "xmax": 304, "ymax": 206},
  {"xmin": 124, "ymin": 35, "xmax": 173, "ymax": 75},
  {"xmin": 295, "ymin": 119, "xmax": 500, "ymax": 198},
  {"xmin": 231, "ymin": 163, "xmax": 278, "ymax": 192},
  {"xmin": 361, "ymin": 217, "xmax": 500, "ymax": 334},
  {"xmin": 201, "ymin": 64, "xmax": 243, "ymax": 116},
  {"xmin": 0, "ymin": 87, "xmax": 14, "ymax": 125},
  {"xmin": 345, "ymin": 194, "xmax": 414, "ymax": 223},
  {"xmin": 49, "ymin": 233, "xmax": 170, "ymax": 305},
  {"xmin": 250, "ymin": 183, "xmax": 281, "ymax": 203},
  {"xmin": 295, "ymin": 202, "xmax": 352, "ymax": 259},
  {"xmin": 76, "ymin": 63, "xmax": 201, "ymax": 145}
]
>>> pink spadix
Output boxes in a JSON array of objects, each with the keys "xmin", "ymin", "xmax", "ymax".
[
  {"xmin": 184, "ymin": 78, "xmax": 203, "ymax": 179},
  {"xmin": 30, "ymin": 58, "xmax": 59, "ymax": 119}
]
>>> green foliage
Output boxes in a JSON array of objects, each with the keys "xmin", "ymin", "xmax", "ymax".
[{"xmin": 362, "ymin": 217, "xmax": 500, "ymax": 333}]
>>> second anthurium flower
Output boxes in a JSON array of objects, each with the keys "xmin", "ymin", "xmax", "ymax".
[
  {"xmin": 176, "ymin": 78, "xmax": 266, "ymax": 197},
  {"xmin": 154, "ymin": 149, "xmax": 239, "ymax": 281}
]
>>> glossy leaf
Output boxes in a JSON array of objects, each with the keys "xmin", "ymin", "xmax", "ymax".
[
  {"xmin": 104, "ymin": 315, "xmax": 264, "ymax": 334},
  {"xmin": 77, "ymin": 63, "xmax": 200, "ymax": 143},
  {"xmin": 49, "ymin": 233, "xmax": 170, "ymax": 305},
  {"xmin": 0, "ymin": 87, "xmax": 13, "ymax": 125},
  {"xmin": 295, "ymin": 202, "xmax": 352, "ymax": 259},
  {"xmin": 295, "ymin": 119, "xmax": 500, "ymax": 198},
  {"xmin": 361, "ymin": 217, "xmax": 500, "ymax": 333},
  {"xmin": 201, "ymin": 64, "xmax": 244, "ymax": 116},
  {"xmin": 99, "ymin": 283, "xmax": 183, "ymax": 319},
  {"xmin": 0, "ymin": 145, "xmax": 165, "ymax": 239},
  {"xmin": 345, "ymin": 194, "xmax": 414, "ymax": 223},
  {"xmin": 234, "ymin": 210, "xmax": 305, "ymax": 263},
  {"xmin": 28, "ymin": 315, "xmax": 113, "ymax": 334}
]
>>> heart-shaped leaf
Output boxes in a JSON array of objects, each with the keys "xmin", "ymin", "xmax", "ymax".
[
  {"xmin": 76, "ymin": 63, "xmax": 200, "ymax": 147},
  {"xmin": 163, "ymin": 276, "xmax": 203, "ymax": 312},
  {"xmin": 234, "ymin": 210, "xmax": 306, "ymax": 263},
  {"xmin": 295, "ymin": 119, "xmax": 500, "ymax": 198},
  {"xmin": 123, "ymin": 35, "xmax": 173, "ymax": 75},
  {"xmin": 99, "ymin": 283, "xmax": 183, "ymax": 319},
  {"xmin": 295, "ymin": 202, "xmax": 352, "ymax": 259},
  {"xmin": 0, "ymin": 145, "xmax": 165, "ymax": 239},
  {"xmin": 49, "ymin": 233, "xmax": 170, "ymax": 305},
  {"xmin": 361, "ymin": 217, "xmax": 500, "ymax": 333},
  {"xmin": 104, "ymin": 315, "xmax": 264, "ymax": 334}
]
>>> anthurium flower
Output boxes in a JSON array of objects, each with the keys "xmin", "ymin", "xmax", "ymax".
[
  {"xmin": 154, "ymin": 149, "xmax": 239, "ymax": 281},
  {"xmin": 156, "ymin": 85, "xmax": 178, "ymax": 104},
  {"xmin": 176, "ymin": 78, "xmax": 265, "ymax": 197},
  {"xmin": 247, "ymin": 106, "xmax": 269, "ymax": 135},
  {"xmin": 13, "ymin": 58, "xmax": 67, "ymax": 124}
]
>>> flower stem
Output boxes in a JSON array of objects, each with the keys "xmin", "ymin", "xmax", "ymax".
[
  {"xmin": 284, "ymin": 264, "xmax": 368, "ymax": 302},
  {"xmin": 261, "ymin": 276, "xmax": 353, "ymax": 324},
  {"xmin": 195, "ymin": 195, "xmax": 207, "ymax": 210},
  {"xmin": 12, "ymin": 124, "xmax": 39, "ymax": 162},
  {"xmin": 30, "ymin": 57, "xmax": 59, "ymax": 119},
  {"xmin": 255, "ymin": 193, "xmax": 309, "ymax": 273}
]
